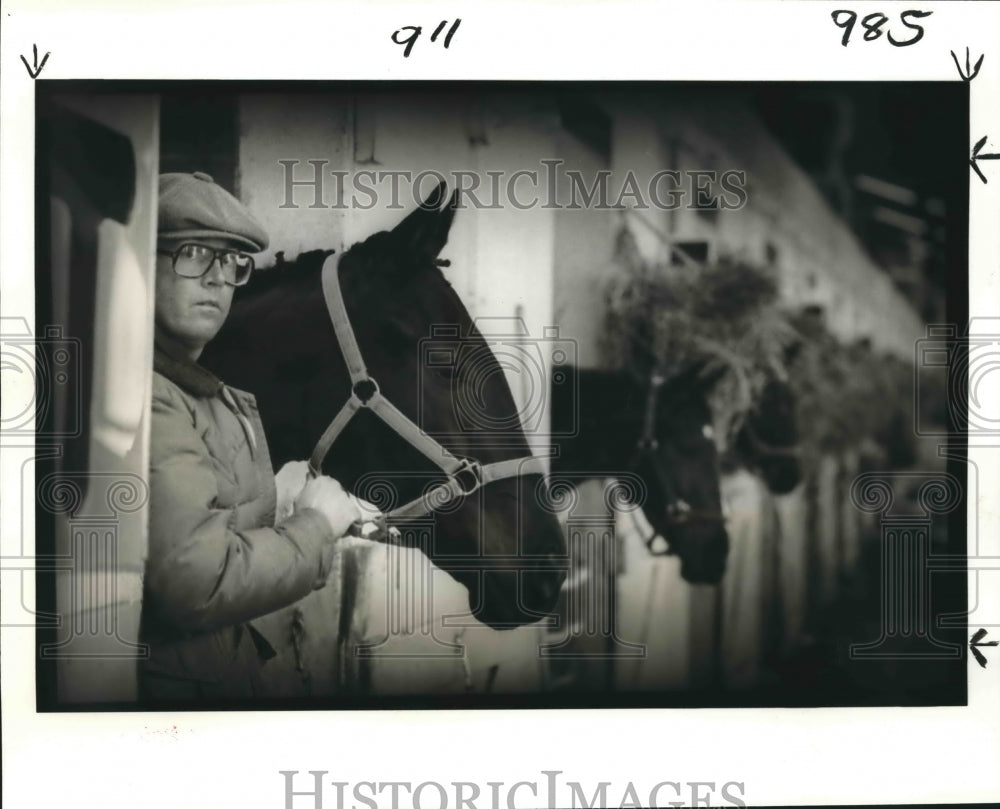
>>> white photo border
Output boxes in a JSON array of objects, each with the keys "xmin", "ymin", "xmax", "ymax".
[{"xmin": 2, "ymin": 1, "xmax": 999, "ymax": 806}]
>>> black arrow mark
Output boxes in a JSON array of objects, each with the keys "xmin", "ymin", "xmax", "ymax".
[
  {"xmin": 970, "ymin": 136, "xmax": 1000, "ymax": 185},
  {"xmin": 20, "ymin": 43, "xmax": 50, "ymax": 79},
  {"xmin": 951, "ymin": 47, "xmax": 984, "ymax": 82},
  {"xmin": 970, "ymin": 628, "xmax": 998, "ymax": 669}
]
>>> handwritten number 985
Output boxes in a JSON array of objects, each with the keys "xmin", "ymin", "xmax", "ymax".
[{"xmin": 832, "ymin": 10, "xmax": 932, "ymax": 47}]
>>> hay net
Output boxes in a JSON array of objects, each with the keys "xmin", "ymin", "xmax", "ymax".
[
  {"xmin": 600, "ymin": 224, "xmax": 917, "ymax": 463},
  {"xmin": 601, "ymin": 226, "xmax": 798, "ymax": 450}
]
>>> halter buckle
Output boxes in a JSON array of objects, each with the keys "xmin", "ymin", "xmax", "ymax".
[
  {"xmin": 351, "ymin": 377, "xmax": 380, "ymax": 405},
  {"xmin": 667, "ymin": 499, "xmax": 692, "ymax": 523},
  {"xmin": 452, "ymin": 458, "xmax": 483, "ymax": 496}
]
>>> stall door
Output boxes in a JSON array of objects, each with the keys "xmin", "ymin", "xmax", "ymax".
[{"xmin": 36, "ymin": 92, "xmax": 159, "ymax": 706}]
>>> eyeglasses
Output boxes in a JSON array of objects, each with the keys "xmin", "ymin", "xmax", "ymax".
[{"xmin": 157, "ymin": 243, "xmax": 255, "ymax": 287}]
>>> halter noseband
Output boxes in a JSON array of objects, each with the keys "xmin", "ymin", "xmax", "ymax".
[
  {"xmin": 309, "ymin": 254, "xmax": 546, "ymax": 525},
  {"xmin": 629, "ymin": 372, "xmax": 727, "ymax": 556}
]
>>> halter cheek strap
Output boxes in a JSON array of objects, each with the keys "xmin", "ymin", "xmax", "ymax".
[
  {"xmin": 310, "ymin": 254, "xmax": 546, "ymax": 524},
  {"xmin": 630, "ymin": 372, "xmax": 727, "ymax": 556}
]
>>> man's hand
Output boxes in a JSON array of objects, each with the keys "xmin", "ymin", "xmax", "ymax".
[
  {"xmin": 275, "ymin": 460, "xmax": 311, "ymax": 524},
  {"xmin": 345, "ymin": 495, "xmax": 391, "ymax": 541},
  {"xmin": 296, "ymin": 475, "xmax": 362, "ymax": 539}
]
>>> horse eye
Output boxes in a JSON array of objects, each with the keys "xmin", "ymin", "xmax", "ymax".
[{"xmin": 702, "ymin": 424, "xmax": 714, "ymax": 440}]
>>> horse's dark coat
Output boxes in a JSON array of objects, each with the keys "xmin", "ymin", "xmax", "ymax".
[
  {"xmin": 730, "ymin": 376, "xmax": 804, "ymax": 496},
  {"xmin": 201, "ymin": 186, "xmax": 567, "ymax": 628},
  {"xmin": 550, "ymin": 364, "xmax": 730, "ymax": 584}
]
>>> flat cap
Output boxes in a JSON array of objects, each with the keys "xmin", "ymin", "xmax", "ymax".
[{"xmin": 158, "ymin": 171, "xmax": 269, "ymax": 252}]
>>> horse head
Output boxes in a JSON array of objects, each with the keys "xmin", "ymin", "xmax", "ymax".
[
  {"xmin": 637, "ymin": 363, "xmax": 730, "ymax": 584},
  {"xmin": 550, "ymin": 363, "xmax": 729, "ymax": 585},
  {"xmin": 730, "ymin": 373, "xmax": 804, "ymax": 495},
  {"xmin": 204, "ymin": 183, "xmax": 567, "ymax": 629}
]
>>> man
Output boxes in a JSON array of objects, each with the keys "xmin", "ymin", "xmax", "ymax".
[{"xmin": 141, "ymin": 171, "xmax": 359, "ymax": 703}]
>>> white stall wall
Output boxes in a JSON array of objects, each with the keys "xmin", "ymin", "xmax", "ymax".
[{"xmin": 238, "ymin": 93, "xmax": 353, "ymax": 263}]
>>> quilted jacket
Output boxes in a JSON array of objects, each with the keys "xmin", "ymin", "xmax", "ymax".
[{"xmin": 140, "ymin": 340, "xmax": 336, "ymax": 703}]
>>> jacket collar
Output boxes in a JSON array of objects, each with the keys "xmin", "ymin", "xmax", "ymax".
[{"xmin": 153, "ymin": 332, "xmax": 224, "ymax": 398}]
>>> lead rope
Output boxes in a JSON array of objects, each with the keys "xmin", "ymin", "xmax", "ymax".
[
  {"xmin": 629, "ymin": 505, "xmax": 671, "ymax": 556},
  {"xmin": 631, "ymin": 556, "xmax": 666, "ymax": 688}
]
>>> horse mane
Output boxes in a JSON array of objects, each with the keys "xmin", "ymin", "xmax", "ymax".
[
  {"xmin": 238, "ymin": 241, "xmax": 453, "ymax": 302},
  {"xmin": 236, "ymin": 248, "xmax": 335, "ymax": 301},
  {"xmin": 219, "ymin": 237, "xmax": 467, "ymax": 380}
]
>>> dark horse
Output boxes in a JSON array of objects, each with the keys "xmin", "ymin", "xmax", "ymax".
[
  {"xmin": 728, "ymin": 374, "xmax": 803, "ymax": 496},
  {"xmin": 201, "ymin": 184, "xmax": 567, "ymax": 628},
  {"xmin": 550, "ymin": 364, "xmax": 730, "ymax": 584}
]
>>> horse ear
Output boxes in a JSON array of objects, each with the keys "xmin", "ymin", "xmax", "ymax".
[
  {"xmin": 434, "ymin": 189, "xmax": 459, "ymax": 249},
  {"xmin": 391, "ymin": 182, "xmax": 457, "ymax": 263},
  {"xmin": 417, "ymin": 180, "xmax": 447, "ymax": 211}
]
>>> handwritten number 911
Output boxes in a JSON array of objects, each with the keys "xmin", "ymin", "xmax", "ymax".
[
  {"xmin": 392, "ymin": 19, "xmax": 461, "ymax": 58},
  {"xmin": 831, "ymin": 10, "xmax": 932, "ymax": 47}
]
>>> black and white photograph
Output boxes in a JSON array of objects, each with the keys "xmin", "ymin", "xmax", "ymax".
[
  {"xmin": 31, "ymin": 81, "xmax": 969, "ymax": 711},
  {"xmin": 3, "ymin": 2, "xmax": 1000, "ymax": 808}
]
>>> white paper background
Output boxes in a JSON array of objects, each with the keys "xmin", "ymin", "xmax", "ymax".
[{"xmin": 2, "ymin": 1, "xmax": 998, "ymax": 807}]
